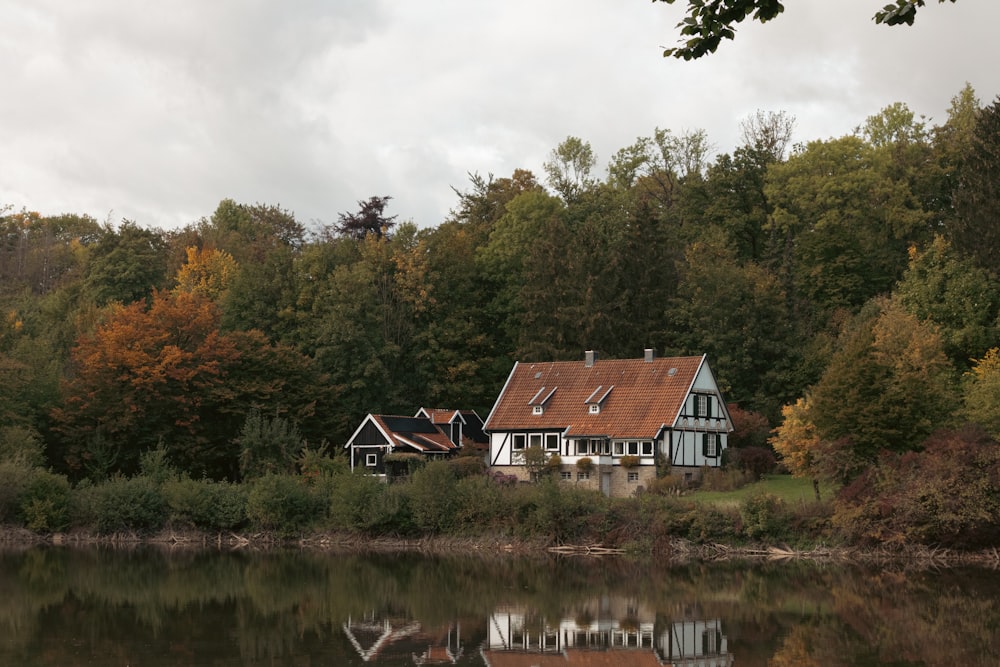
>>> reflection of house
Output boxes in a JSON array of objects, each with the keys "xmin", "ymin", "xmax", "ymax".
[
  {"xmin": 483, "ymin": 601, "xmax": 733, "ymax": 667},
  {"xmin": 484, "ymin": 350, "xmax": 733, "ymax": 496},
  {"xmin": 342, "ymin": 611, "xmax": 464, "ymax": 664},
  {"xmin": 344, "ymin": 408, "xmax": 487, "ymax": 474}
]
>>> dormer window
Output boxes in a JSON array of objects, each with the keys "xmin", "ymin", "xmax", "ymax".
[
  {"xmin": 585, "ymin": 385, "xmax": 613, "ymax": 414},
  {"xmin": 529, "ymin": 386, "xmax": 557, "ymax": 414}
]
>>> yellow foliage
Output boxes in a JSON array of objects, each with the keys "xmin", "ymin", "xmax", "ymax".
[
  {"xmin": 769, "ymin": 397, "xmax": 820, "ymax": 479},
  {"xmin": 173, "ymin": 246, "xmax": 238, "ymax": 300}
]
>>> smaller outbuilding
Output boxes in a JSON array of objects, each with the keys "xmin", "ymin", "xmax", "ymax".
[{"xmin": 344, "ymin": 408, "xmax": 487, "ymax": 475}]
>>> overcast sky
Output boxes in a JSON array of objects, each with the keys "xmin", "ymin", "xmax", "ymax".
[{"xmin": 2, "ymin": 0, "xmax": 998, "ymax": 232}]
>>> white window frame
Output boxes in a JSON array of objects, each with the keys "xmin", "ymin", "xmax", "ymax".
[
  {"xmin": 577, "ymin": 471, "xmax": 590, "ymax": 481},
  {"xmin": 642, "ymin": 441, "xmax": 653, "ymax": 456},
  {"xmin": 533, "ymin": 405, "xmax": 543, "ymax": 415},
  {"xmin": 545, "ymin": 433, "xmax": 560, "ymax": 451},
  {"xmin": 705, "ymin": 433, "xmax": 718, "ymax": 458},
  {"xmin": 365, "ymin": 453, "xmax": 378, "ymax": 467},
  {"xmin": 627, "ymin": 471, "xmax": 639, "ymax": 482},
  {"xmin": 513, "ymin": 434, "xmax": 526, "ymax": 450},
  {"xmin": 577, "ymin": 439, "xmax": 589, "ymax": 455},
  {"xmin": 529, "ymin": 433, "xmax": 543, "ymax": 449},
  {"xmin": 627, "ymin": 441, "xmax": 639, "ymax": 455},
  {"xmin": 589, "ymin": 403, "xmax": 600, "ymax": 414}
]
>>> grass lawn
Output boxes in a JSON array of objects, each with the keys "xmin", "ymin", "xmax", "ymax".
[{"xmin": 689, "ymin": 474, "xmax": 832, "ymax": 509}]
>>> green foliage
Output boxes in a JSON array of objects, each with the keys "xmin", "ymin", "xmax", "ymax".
[
  {"xmin": 91, "ymin": 476, "xmax": 169, "ymax": 534},
  {"xmin": 164, "ymin": 477, "xmax": 247, "ymax": 531},
  {"xmin": 18, "ymin": 469, "xmax": 72, "ymax": 532},
  {"xmin": 238, "ymin": 409, "xmax": 303, "ymax": 479},
  {"xmin": 139, "ymin": 444, "xmax": 177, "ymax": 485},
  {"xmin": 739, "ymin": 492, "xmax": 788, "ymax": 541},
  {"xmin": 245, "ymin": 474, "xmax": 324, "ymax": 535},
  {"xmin": 406, "ymin": 461, "xmax": 458, "ymax": 533},
  {"xmin": 327, "ymin": 472, "xmax": 413, "ymax": 535},
  {"xmin": 0, "ymin": 425, "xmax": 45, "ymax": 468},
  {"xmin": 0, "ymin": 461, "xmax": 31, "ymax": 523},
  {"xmin": 963, "ymin": 348, "xmax": 1000, "ymax": 438}
]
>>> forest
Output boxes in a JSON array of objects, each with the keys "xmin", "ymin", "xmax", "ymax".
[{"xmin": 2, "ymin": 83, "xmax": 1000, "ymax": 545}]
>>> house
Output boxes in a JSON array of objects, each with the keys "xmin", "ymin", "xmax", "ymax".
[
  {"xmin": 483, "ymin": 350, "xmax": 732, "ymax": 496},
  {"xmin": 344, "ymin": 408, "xmax": 487, "ymax": 474}
]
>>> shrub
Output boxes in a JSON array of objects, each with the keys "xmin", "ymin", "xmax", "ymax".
[
  {"xmin": 686, "ymin": 505, "xmax": 738, "ymax": 543},
  {"xmin": 0, "ymin": 426, "xmax": 45, "ymax": 468},
  {"xmin": 732, "ymin": 446, "xmax": 778, "ymax": 479},
  {"xmin": 700, "ymin": 466, "xmax": 755, "ymax": 492},
  {"xmin": 0, "ymin": 461, "xmax": 30, "ymax": 523},
  {"xmin": 740, "ymin": 492, "xmax": 788, "ymax": 541},
  {"xmin": 646, "ymin": 473, "xmax": 690, "ymax": 496},
  {"xmin": 246, "ymin": 474, "xmax": 324, "ymax": 535},
  {"xmin": 452, "ymin": 475, "xmax": 510, "ymax": 533},
  {"xmin": 92, "ymin": 476, "xmax": 169, "ymax": 534},
  {"xmin": 406, "ymin": 461, "xmax": 458, "ymax": 533},
  {"xmin": 576, "ymin": 457, "xmax": 593, "ymax": 472},
  {"xmin": 328, "ymin": 472, "xmax": 413, "ymax": 535},
  {"xmin": 164, "ymin": 477, "xmax": 247, "ymax": 531},
  {"xmin": 620, "ymin": 455, "xmax": 640, "ymax": 469},
  {"xmin": 19, "ymin": 469, "xmax": 72, "ymax": 532},
  {"xmin": 447, "ymin": 455, "xmax": 486, "ymax": 478},
  {"xmin": 139, "ymin": 445, "xmax": 178, "ymax": 485}
]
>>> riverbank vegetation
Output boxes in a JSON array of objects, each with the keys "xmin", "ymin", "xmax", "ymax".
[{"xmin": 3, "ymin": 84, "xmax": 1000, "ymax": 552}]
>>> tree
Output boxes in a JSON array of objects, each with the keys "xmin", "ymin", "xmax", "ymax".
[
  {"xmin": 769, "ymin": 397, "xmax": 822, "ymax": 499},
  {"xmin": 655, "ymin": 1, "xmax": 959, "ymax": 60},
  {"xmin": 335, "ymin": 195, "xmax": 398, "ymax": 240},
  {"xmin": 807, "ymin": 297, "xmax": 959, "ymax": 482},
  {"xmin": 963, "ymin": 348, "xmax": 1000, "ymax": 439},
  {"xmin": 894, "ymin": 235, "xmax": 1000, "ymax": 367},
  {"xmin": 83, "ymin": 220, "xmax": 168, "ymax": 306},
  {"xmin": 543, "ymin": 136, "xmax": 597, "ymax": 202},
  {"xmin": 949, "ymin": 96, "xmax": 1000, "ymax": 275},
  {"xmin": 173, "ymin": 246, "xmax": 238, "ymax": 300}
]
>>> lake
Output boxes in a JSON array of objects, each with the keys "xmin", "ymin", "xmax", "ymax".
[{"xmin": 0, "ymin": 545, "xmax": 997, "ymax": 666}]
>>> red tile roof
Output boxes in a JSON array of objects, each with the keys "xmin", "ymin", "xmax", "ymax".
[
  {"xmin": 370, "ymin": 415, "xmax": 458, "ymax": 452},
  {"xmin": 485, "ymin": 355, "xmax": 705, "ymax": 440}
]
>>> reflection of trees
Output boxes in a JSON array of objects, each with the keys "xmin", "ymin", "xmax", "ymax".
[{"xmin": 0, "ymin": 548, "xmax": 998, "ymax": 665}]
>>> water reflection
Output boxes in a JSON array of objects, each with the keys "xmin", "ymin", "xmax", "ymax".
[{"xmin": 0, "ymin": 546, "xmax": 998, "ymax": 666}]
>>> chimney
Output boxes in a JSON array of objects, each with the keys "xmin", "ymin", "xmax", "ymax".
[
  {"xmin": 644, "ymin": 348, "xmax": 655, "ymax": 363},
  {"xmin": 584, "ymin": 350, "xmax": 597, "ymax": 367}
]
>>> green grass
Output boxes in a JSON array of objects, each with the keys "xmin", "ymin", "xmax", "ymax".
[{"xmin": 689, "ymin": 474, "xmax": 832, "ymax": 509}]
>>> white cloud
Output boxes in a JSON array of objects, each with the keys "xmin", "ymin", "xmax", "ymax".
[{"xmin": 1, "ymin": 0, "xmax": 998, "ymax": 230}]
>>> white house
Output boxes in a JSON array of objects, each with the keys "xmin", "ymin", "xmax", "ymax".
[{"xmin": 483, "ymin": 350, "xmax": 733, "ymax": 496}]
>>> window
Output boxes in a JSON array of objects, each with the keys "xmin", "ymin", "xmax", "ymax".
[
  {"xmin": 703, "ymin": 433, "xmax": 719, "ymax": 458},
  {"xmin": 365, "ymin": 453, "xmax": 378, "ymax": 467},
  {"xmin": 529, "ymin": 433, "xmax": 542, "ymax": 448},
  {"xmin": 642, "ymin": 441, "xmax": 653, "ymax": 456},
  {"xmin": 627, "ymin": 441, "xmax": 639, "ymax": 455},
  {"xmin": 545, "ymin": 433, "xmax": 560, "ymax": 451},
  {"xmin": 589, "ymin": 403, "xmax": 600, "ymax": 414},
  {"xmin": 560, "ymin": 471, "xmax": 572, "ymax": 481},
  {"xmin": 577, "ymin": 440, "xmax": 589, "ymax": 455},
  {"xmin": 695, "ymin": 394, "xmax": 713, "ymax": 418},
  {"xmin": 513, "ymin": 434, "xmax": 526, "ymax": 450},
  {"xmin": 533, "ymin": 405, "xmax": 543, "ymax": 415},
  {"xmin": 577, "ymin": 471, "xmax": 590, "ymax": 481},
  {"xmin": 627, "ymin": 471, "xmax": 639, "ymax": 482},
  {"xmin": 613, "ymin": 442, "xmax": 624, "ymax": 456}
]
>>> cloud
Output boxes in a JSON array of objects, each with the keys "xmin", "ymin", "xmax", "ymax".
[{"xmin": 1, "ymin": 0, "xmax": 998, "ymax": 231}]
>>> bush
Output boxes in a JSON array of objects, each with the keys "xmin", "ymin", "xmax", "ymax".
[
  {"xmin": 740, "ymin": 492, "xmax": 788, "ymax": 541},
  {"xmin": 686, "ymin": 505, "xmax": 738, "ymax": 543},
  {"xmin": 700, "ymin": 466, "xmax": 755, "ymax": 492},
  {"xmin": 164, "ymin": 477, "xmax": 247, "ymax": 531},
  {"xmin": 732, "ymin": 447, "xmax": 778, "ymax": 479},
  {"xmin": 19, "ymin": 469, "xmax": 72, "ymax": 532},
  {"xmin": 92, "ymin": 476, "xmax": 169, "ymax": 534},
  {"xmin": 452, "ymin": 475, "xmax": 510, "ymax": 533},
  {"xmin": 406, "ymin": 461, "xmax": 458, "ymax": 533},
  {"xmin": 0, "ymin": 461, "xmax": 30, "ymax": 523},
  {"xmin": 246, "ymin": 474, "xmax": 324, "ymax": 535},
  {"xmin": 447, "ymin": 455, "xmax": 486, "ymax": 478},
  {"xmin": 0, "ymin": 426, "xmax": 45, "ymax": 468}
]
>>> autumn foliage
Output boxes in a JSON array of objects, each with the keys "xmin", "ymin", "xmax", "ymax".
[{"xmin": 52, "ymin": 290, "xmax": 331, "ymax": 479}]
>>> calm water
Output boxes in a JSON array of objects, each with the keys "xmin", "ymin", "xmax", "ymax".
[{"xmin": 0, "ymin": 546, "xmax": 997, "ymax": 666}]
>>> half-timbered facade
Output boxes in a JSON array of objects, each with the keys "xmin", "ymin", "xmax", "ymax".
[{"xmin": 483, "ymin": 350, "xmax": 732, "ymax": 496}]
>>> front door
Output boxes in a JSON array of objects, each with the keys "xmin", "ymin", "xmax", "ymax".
[{"xmin": 601, "ymin": 472, "xmax": 612, "ymax": 497}]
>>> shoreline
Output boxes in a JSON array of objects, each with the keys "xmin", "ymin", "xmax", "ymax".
[{"xmin": 4, "ymin": 525, "xmax": 1000, "ymax": 567}]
